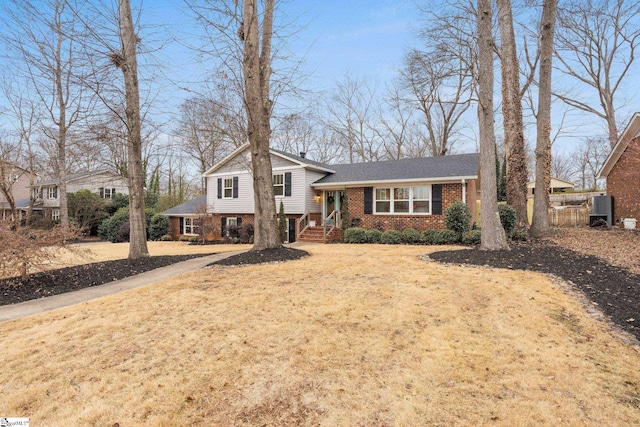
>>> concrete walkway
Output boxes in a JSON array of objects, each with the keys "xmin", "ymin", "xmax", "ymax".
[{"xmin": 0, "ymin": 250, "xmax": 246, "ymax": 323}]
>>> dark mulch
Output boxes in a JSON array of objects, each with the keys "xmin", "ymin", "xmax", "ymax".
[
  {"xmin": 0, "ymin": 254, "xmax": 214, "ymax": 306},
  {"xmin": 209, "ymin": 246, "xmax": 309, "ymax": 267},
  {"xmin": 429, "ymin": 240, "xmax": 640, "ymax": 341}
]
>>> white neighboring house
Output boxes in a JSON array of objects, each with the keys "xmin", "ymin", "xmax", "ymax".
[{"xmin": 37, "ymin": 170, "xmax": 129, "ymax": 221}]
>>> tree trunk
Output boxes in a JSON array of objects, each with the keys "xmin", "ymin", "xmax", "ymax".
[
  {"xmin": 243, "ymin": 0, "xmax": 280, "ymax": 250},
  {"xmin": 497, "ymin": 0, "xmax": 528, "ymax": 229},
  {"xmin": 530, "ymin": 0, "xmax": 558, "ymax": 238},
  {"xmin": 478, "ymin": 0, "xmax": 509, "ymax": 251},
  {"xmin": 118, "ymin": 0, "xmax": 149, "ymax": 259}
]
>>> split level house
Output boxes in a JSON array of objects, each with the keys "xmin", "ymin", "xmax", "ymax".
[
  {"xmin": 598, "ymin": 112, "xmax": 640, "ymax": 228},
  {"xmin": 0, "ymin": 162, "xmax": 40, "ymax": 222},
  {"xmin": 165, "ymin": 144, "xmax": 480, "ymax": 242},
  {"xmin": 36, "ymin": 170, "xmax": 129, "ymax": 221}
]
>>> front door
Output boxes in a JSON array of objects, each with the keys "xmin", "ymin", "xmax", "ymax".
[{"xmin": 323, "ymin": 190, "xmax": 343, "ymax": 225}]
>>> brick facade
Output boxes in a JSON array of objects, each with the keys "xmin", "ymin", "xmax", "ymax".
[
  {"xmin": 606, "ymin": 138, "xmax": 640, "ymax": 227},
  {"xmin": 346, "ymin": 182, "xmax": 475, "ymax": 231}
]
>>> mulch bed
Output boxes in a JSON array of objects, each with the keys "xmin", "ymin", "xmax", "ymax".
[
  {"xmin": 429, "ymin": 240, "xmax": 640, "ymax": 342},
  {"xmin": 0, "ymin": 254, "xmax": 213, "ymax": 306},
  {"xmin": 209, "ymin": 246, "xmax": 309, "ymax": 267}
]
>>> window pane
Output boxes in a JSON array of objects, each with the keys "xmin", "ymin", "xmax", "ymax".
[
  {"xmin": 273, "ymin": 174, "xmax": 283, "ymax": 185},
  {"xmin": 376, "ymin": 201, "xmax": 390, "ymax": 213},
  {"xmin": 413, "ymin": 201, "xmax": 430, "ymax": 213},
  {"xmin": 273, "ymin": 185, "xmax": 284, "ymax": 196},
  {"xmin": 376, "ymin": 188, "xmax": 390, "ymax": 200},
  {"xmin": 394, "ymin": 187, "xmax": 410, "ymax": 200},
  {"xmin": 394, "ymin": 201, "xmax": 410, "ymax": 213},
  {"xmin": 413, "ymin": 186, "xmax": 430, "ymax": 200}
]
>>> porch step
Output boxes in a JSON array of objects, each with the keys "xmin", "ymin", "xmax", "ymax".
[{"xmin": 298, "ymin": 226, "xmax": 343, "ymax": 243}]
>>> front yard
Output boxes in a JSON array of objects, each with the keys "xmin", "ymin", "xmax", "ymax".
[{"xmin": 1, "ymin": 240, "xmax": 639, "ymax": 426}]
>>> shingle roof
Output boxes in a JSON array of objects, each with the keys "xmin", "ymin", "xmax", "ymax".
[
  {"xmin": 40, "ymin": 170, "xmax": 114, "ymax": 186},
  {"xmin": 0, "ymin": 198, "xmax": 43, "ymax": 210},
  {"xmin": 162, "ymin": 195, "xmax": 207, "ymax": 216},
  {"xmin": 270, "ymin": 148, "xmax": 336, "ymax": 172},
  {"xmin": 312, "ymin": 153, "xmax": 479, "ymax": 186}
]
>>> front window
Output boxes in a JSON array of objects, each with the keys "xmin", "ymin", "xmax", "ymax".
[
  {"xmin": 47, "ymin": 186, "xmax": 58, "ymax": 199},
  {"xmin": 184, "ymin": 217, "xmax": 199, "ymax": 235},
  {"xmin": 100, "ymin": 188, "xmax": 116, "ymax": 199},
  {"xmin": 52, "ymin": 209, "xmax": 60, "ymax": 221},
  {"xmin": 273, "ymin": 174, "xmax": 284, "ymax": 196},
  {"xmin": 374, "ymin": 185, "xmax": 432, "ymax": 215},
  {"xmin": 223, "ymin": 178, "xmax": 233, "ymax": 198}
]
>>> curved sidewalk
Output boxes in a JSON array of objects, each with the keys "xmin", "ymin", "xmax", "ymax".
[{"xmin": 0, "ymin": 250, "xmax": 246, "ymax": 323}]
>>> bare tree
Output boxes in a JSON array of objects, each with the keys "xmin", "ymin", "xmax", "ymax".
[
  {"xmin": 375, "ymin": 87, "xmax": 425, "ymax": 160},
  {"xmin": 2, "ymin": 0, "xmax": 94, "ymax": 227},
  {"xmin": 550, "ymin": 152, "xmax": 575, "ymax": 183},
  {"xmin": 323, "ymin": 75, "xmax": 383, "ymax": 163},
  {"xmin": 477, "ymin": 0, "xmax": 509, "ymax": 250},
  {"xmin": 115, "ymin": 0, "xmax": 149, "ymax": 259},
  {"xmin": 555, "ymin": 0, "xmax": 640, "ymax": 147},
  {"xmin": 496, "ymin": 0, "xmax": 529, "ymax": 228},
  {"xmin": 571, "ymin": 137, "xmax": 609, "ymax": 190},
  {"xmin": 530, "ymin": 0, "xmax": 558, "ymax": 238},
  {"xmin": 401, "ymin": 48, "xmax": 474, "ymax": 157}
]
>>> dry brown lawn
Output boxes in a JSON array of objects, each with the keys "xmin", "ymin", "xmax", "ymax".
[{"xmin": 2, "ymin": 244, "xmax": 640, "ymax": 426}]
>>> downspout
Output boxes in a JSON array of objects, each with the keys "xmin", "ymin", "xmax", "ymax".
[{"xmin": 461, "ymin": 179, "xmax": 466, "ymax": 204}]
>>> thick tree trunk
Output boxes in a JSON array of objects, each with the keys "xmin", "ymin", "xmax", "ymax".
[
  {"xmin": 530, "ymin": 0, "xmax": 558, "ymax": 238},
  {"xmin": 55, "ymin": 25, "xmax": 69, "ymax": 227},
  {"xmin": 243, "ymin": 0, "xmax": 280, "ymax": 250},
  {"xmin": 118, "ymin": 0, "xmax": 149, "ymax": 259},
  {"xmin": 478, "ymin": 0, "xmax": 509, "ymax": 251},
  {"xmin": 497, "ymin": 0, "xmax": 528, "ymax": 229}
]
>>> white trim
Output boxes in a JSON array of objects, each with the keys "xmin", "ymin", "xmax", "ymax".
[
  {"xmin": 373, "ymin": 184, "xmax": 432, "ymax": 215},
  {"xmin": 202, "ymin": 143, "xmax": 250, "ymax": 176},
  {"xmin": 462, "ymin": 179, "xmax": 466, "ymax": 204},
  {"xmin": 311, "ymin": 175, "xmax": 478, "ymax": 189}
]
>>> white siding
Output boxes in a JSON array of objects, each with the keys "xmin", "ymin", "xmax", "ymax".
[
  {"xmin": 305, "ymin": 170, "xmax": 325, "ymax": 213},
  {"xmin": 67, "ymin": 172, "xmax": 129, "ymax": 195}
]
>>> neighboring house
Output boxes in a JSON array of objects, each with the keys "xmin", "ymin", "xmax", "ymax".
[
  {"xmin": 0, "ymin": 162, "xmax": 41, "ymax": 221},
  {"xmin": 37, "ymin": 170, "xmax": 129, "ymax": 221},
  {"xmin": 597, "ymin": 112, "xmax": 640, "ymax": 228},
  {"xmin": 183, "ymin": 144, "xmax": 479, "ymax": 242},
  {"xmin": 527, "ymin": 177, "xmax": 576, "ymax": 197},
  {"xmin": 163, "ymin": 195, "xmax": 207, "ymax": 240}
]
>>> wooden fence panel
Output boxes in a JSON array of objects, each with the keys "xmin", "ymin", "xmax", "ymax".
[{"xmin": 548, "ymin": 207, "xmax": 589, "ymax": 227}]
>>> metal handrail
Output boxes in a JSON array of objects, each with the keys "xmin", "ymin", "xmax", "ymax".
[{"xmin": 297, "ymin": 210, "xmax": 311, "ymax": 239}]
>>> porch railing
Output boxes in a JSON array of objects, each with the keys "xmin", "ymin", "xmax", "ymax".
[
  {"xmin": 297, "ymin": 210, "xmax": 311, "ymax": 240},
  {"xmin": 323, "ymin": 209, "xmax": 341, "ymax": 242}
]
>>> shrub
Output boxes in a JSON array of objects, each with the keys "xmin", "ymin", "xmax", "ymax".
[
  {"xmin": 179, "ymin": 235, "xmax": 191, "ymax": 242},
  {"xmin": 98, "ymin": 207, "xmax": 130, "ymax": 243},
  {"xmin": 380, "ymin": 229, "xmax": 402, "ymax": 244},
  {"xmin": 401, "ymin": 228, "xmax": 420, "ymax": 244},
  {"xmin": 462, "ymin": 229, "xmax": 482, "ymax": 244},
  {"xmin": 117, "ymin": 221, "xmax": 131, "ymax": 242},
  {"xmin": 160, "ymin": 234, "xmax": 173, "ymax": 241},
  {"xmin": 343, "ymin": 227, "xmax": 367, "ymax": 243},
  {"xmin": 239, "ymin": 223, "xmax": 254, "ymax": 244},
  {"xmin": 511, "ymin": 228, "xmax": 529, "ymax": 241},
  {"xmin": 421, "ymin": 229, "xmax": 439, "ymax": 245},
  {"xmin": 498, "ymin": 203, "xmax": 517, "ymax": 236},
  {"xmin": 429, "ymin": 229, "xmax": 460, "ymax": 245},
  {"xmin": 365, "ymin": 228, "xmax": 382, "ymax": 243},
  {"xmin": 148, "ymin": 214, "xmax": 169, "ymax": 241},
  {"xmin": 445, "ymin": 201, "xmax": 472, "ymax": 237}
]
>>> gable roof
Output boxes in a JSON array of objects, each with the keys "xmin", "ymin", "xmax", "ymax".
[
  {"xmin": 162, "ymin": 195, "xmax": 207, "ymax": 216},
  {"xmin": 202, "ymin": 144, "xmax": 335, "ymax": 176},
  {"xmin": 598, "ymin": 112, "xmax": 640, "ymax": 179},
  {"xmin": 312, "ymin": 153, "xmax": 479, "ymax": 187},
  {"xmin": 527, "ymin": 177, "xmax": 576, "ymax": 189},
  {"xmin": 40, "ymin": 170, "xmax": 120, "ymax": 186}
]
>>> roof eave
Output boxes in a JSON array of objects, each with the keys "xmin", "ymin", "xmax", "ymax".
[
  {"xmin": 311, "ymin": 175, "xmax": 478, "ymax": 189},
  {"xmin": 598, "ymin": 112, "xmax": 640, "ymax": 179}
]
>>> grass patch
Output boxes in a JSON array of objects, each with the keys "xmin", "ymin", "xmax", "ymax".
[{"xmin": 1, "ymin": 244, "xmax": 639, "ymax": 426}]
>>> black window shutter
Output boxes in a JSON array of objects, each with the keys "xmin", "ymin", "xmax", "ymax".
[
  {"xmin": 179, "ymin": 217, "xmax": 184, "ymax": 234},
  {"xmin": 233, "ymin": 176, "xmax": 239, "ymax": 198},
  {"xmin": 364, "ymin": 187, "xmax": 373, "ymax": 214},
  {"xmin": 112, "ymin": 188, "xmax": 116, "ymax": 197},
  {"xmin": 432, "ymin": 184, "xmax": 443, "ymax": 215},
  {"xmin": 54, "ymin": 186, "xmax": 58, "ymax": 198},
  {"xmin": 221, "ymin": 217, "xmax": 227, "ymax": 237},
  {"xmin": 99, "ymin": 188, "xmax": 104, "ymax": 198},
  {"xmin": 217, "ymin": 178, "xmax": 222, "ymax": 199},
  {"xmin": 237, "ymin": 217, "xmax": 242, "ymax": 226},
  {"xmin": 284, "ymin": 172, "xmax": 292, "ymax": 196}
]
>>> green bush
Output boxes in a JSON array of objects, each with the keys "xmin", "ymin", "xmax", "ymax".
[
  {"xmin": 365, "ymin": 228, "xmax": 382, "ymax": 243},
  {"xmin": 98, "ymin": 207, "xmax": 130, "ymax": 243},
  {"xmin": 107, "ymin": 193, "xmax": 129, "ymax": 215},
  {"xmin": 179, "ymin": 235, "xmax": 191, "ymax": 242},
  {"xmin": 160, "ymin": 234, "xmax": 173, "ymax": 241},
  {"xmin": 498, "ymin": 204, "xmax": 517, "ymax": 236},
  {"xmin": 148, "ymin": 214, "xmax": 169, "ymax": 241},
  {"xmin": 511, "ymin": 228, "xmax": 529, "ymax": 241},
  {"xmin": 445, "ymin": 201, "xmax": 472, "ymax": 237},
  {"xmin": 421, "ymin": 229, "xmax": 439, "ymax": 245},
  {"xmin": 343, "ymin": 227, "xmax": 367, "ymax": 243},
  {"xmin": 428, "ymin": 229, "xmax": 460, "ymax": 245},
  {"xmin": 462, "ymin": 229, "xmax": 482, "ymax": 244},
  {"xmin": 401, "ymin": 228, "xmax": 420, "ymax": 244},
  {"xmin": 380, "ymin": 229, "xmax": 402, "ymax": 244}
]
